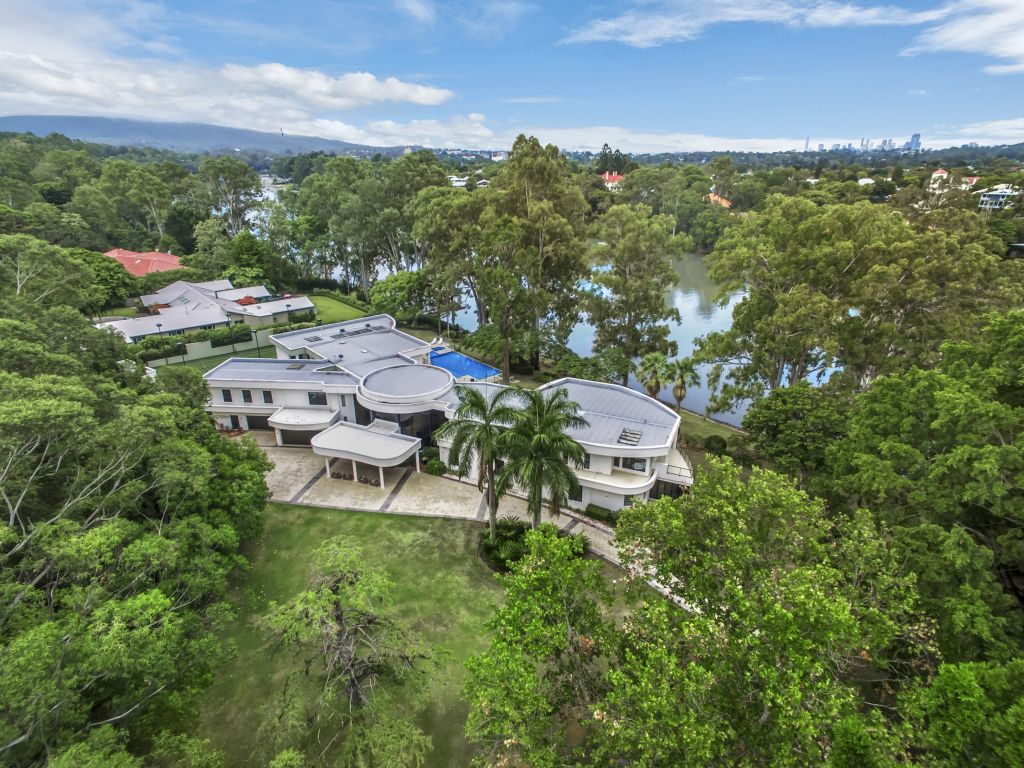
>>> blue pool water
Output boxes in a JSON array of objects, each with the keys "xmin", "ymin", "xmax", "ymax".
[{"xmin": 430, "ymin": 348, "xmax": 501, "ymax": 380}]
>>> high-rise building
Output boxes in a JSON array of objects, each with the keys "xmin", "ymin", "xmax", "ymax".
[
  {"xmin": 909, "ymin": 133, "xmax": 921, "ymax": 151},
  {"xmin": 804, "ymin": 137, "xmax": 810, "ymax": 152}
]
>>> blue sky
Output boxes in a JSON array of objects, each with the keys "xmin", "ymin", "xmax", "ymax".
[{"xmin": 1, "ymin": 0, "xmax": 1022, "ymax": 150}]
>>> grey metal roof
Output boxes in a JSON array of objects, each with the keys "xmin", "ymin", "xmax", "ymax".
[
  {"xmin": 544, "ymin": 378, "xmax": 678, "ymax": 449},
  {"xmin": 203, "ymin": 358, "xmax": 360, "ymax": 387},
  {"xmin": 452, "ymin": 378, "xmax": 679, "ymax": 450},
  {"xmin": 361, "ymin": 364, "xmax": 452, "ymax": 398}
]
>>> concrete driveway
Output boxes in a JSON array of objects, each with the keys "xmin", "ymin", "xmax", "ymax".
[{"xmin": 242, "ymin": 433, "xmax": 622, "ymax": 566}]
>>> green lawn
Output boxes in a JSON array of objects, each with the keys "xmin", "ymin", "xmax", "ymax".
[
  {"xmin": 102, "ymin": 306, "xmax": 140, "ymax": 317},
  {"xmin": 195, "ymin": 503, "xmax": 503, "ymax": 767},
  {"xmin": 309, "ymin": 295, "xmax": 366, "ymax": 324},
  {"xmin": 163, "ymin": 344, "xmax": 278, "ymax": 372}
]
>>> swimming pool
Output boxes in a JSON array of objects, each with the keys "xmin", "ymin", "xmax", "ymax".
[{"xmin": 430, "ymin": 348, "xmax": 501, "ymax": 381}]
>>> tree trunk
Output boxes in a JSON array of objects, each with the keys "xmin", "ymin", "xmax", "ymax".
[
  {"xmin": 485, "ymin": 463, "xmax": 497, "ymax": 541},
  {"xmin": 502, "ymin": 337, "xmax": 511, "ymax": 384}
]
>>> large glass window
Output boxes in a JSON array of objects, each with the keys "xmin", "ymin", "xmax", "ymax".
[
  {"xmin": 221, "ymin": 389, "xmax": 232, "ymax": 403},
  {"xmin": 568, "ymin": 483, "xmax": 582, "ymax": 502},
  {"xmin": 307, "ymin": 391, "xmax": 328, "ymax": 406},
  {"xmin": 241, "ymin": 389, "xmax": 253, "ymax": 403},
  {"xmin": 262, "ymin": 390, "xmax": 274, "ymax": 404},
  {"xmin": 616, "ymin": 456, "xmax": 647, "ymax": 473}
]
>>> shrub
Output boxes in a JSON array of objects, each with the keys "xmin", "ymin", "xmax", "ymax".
[
  {"xmin": 425, "ymin": 458, "xmax": 447, "ymax": 476},
  {"xmin": 420, "ymin": 446, "xmax": 440, "ymax": 462},
  {"xmin": 704, "ymin": 434, "xmax": 728, "ymax": 455},
  {"xmin": 584, "ymin": 503, "xmax": 617, "ymax": 526}
]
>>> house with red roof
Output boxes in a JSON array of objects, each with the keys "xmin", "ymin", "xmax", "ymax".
[
  {"xmin": 599, "ymin": 170, "xmax": 624, "ymax": 191},
  {"xmin": 105, "ymin": 248, "xmax": 181, "ymax": 277}
]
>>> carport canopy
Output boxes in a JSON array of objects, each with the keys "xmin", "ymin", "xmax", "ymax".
[{"xmin": 311, "ymin": 419, "xmax": 421, "ymax": 468}]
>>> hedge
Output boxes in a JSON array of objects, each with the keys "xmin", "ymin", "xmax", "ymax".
[
  {"xmin": 584, "ymin": 503, "xmax": 618, "ymax": 527},
  {"xmin": 137, "ymin": 319, "xmax": 318, "ymax": 362}
]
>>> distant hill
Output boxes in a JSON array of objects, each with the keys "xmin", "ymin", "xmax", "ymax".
[{"xmin": 0, "ymin": 115, "xmax": 409, "ymax": 157}]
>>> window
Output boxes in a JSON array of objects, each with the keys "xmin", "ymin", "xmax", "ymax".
[
  {"xmin": 581, "ymin": 452, "xmax": 591, "ymax": 469},
  {"xmin": 221, "ymin": 389, "xmax": 232, "ymax": 403},
  {"xmin": 615, "ymin": 456, "xmax": 647, "ymax": 473},
  {"xmin": 308, "ymin": 391, "xmax": 328, "ymax": 406},
  {"xmin": 340, "ymin": 395, "xmax": 347, "ymax": 407},
  {"xmin": 241, "ymin": 389, "xmax": 253, "ymax": 403},
  {"xmin": 568, "ymin": 483, "xmax": 582, "ymax": 502},
  {"xmin": 262, "ymin": 390, "xmax": 274, "ymax": 404}
]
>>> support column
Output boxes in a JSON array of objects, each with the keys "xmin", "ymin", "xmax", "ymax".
[
  {"xmin": 275, "ymin": 428, "xmax": 283, "ymax": 447},
  {"xmin": 324, "ymin": 457, "xmax": 331, "ymax": 477},
  {"xmin": 414, "ymin": 451, "xmax": 420, "ymax": 473},
  {"xmin": 378, "ymin": 465, "xmax": 386, "ymax": 489},
  {"xmin": 352, "ymin": 459, "xmax": 358, "ymax": 480}
]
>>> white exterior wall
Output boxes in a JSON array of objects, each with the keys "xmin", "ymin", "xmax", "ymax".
[{"xmin": 208, "ymin": 384, "xmax": 357, "ymax": 425}]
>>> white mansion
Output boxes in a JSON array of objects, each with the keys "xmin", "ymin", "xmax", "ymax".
[{"xmin": 203, "ymin": 314, "xmax": 692, "ymax": 512}]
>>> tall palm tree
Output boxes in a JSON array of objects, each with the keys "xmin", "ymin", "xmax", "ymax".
[
  {"xmin": 635, "ymin": 352, "xmax": 669, "ymax": 400},
  {"xmin": 666, "ymin": 357, "xmax": 700, "ymax": 412},
  {"xmin": 498, "ymin": 387, "xmax": 589, "ymax": 529},
  {"xmin": 434, "ymin": 384, "xmax": 520, "ymax": 541}
]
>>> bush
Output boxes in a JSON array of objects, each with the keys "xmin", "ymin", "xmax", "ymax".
[
  {"xmin": 704, "ymin": 434, "xmax": 728, "ymax": 455},
  {"xmin": 584, "ymin": 503, "xmax": 617, "ymax": 527},
  {"xmin": 425, "ymin": 458, "xmax": 447, "ymax": 476},
  {"xmin": 420, "ymin": 446, "xmax": 440, "ymax": 462}
]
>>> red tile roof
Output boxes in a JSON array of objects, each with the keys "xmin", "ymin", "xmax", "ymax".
[
  {"xmin": 600, "ymin": 171, "xmax": 624, "ymax": 184},
  {"xmin": 105, "ymin": 248, "xmax": 181, "ymax": 277}
]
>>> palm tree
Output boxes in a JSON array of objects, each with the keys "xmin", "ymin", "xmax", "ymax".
[
  {"xmin": 666, "ymin": 357, "xmax": 700, "ymax": 412},
  {"xmin": 498, "ymin": 387, "xmax": 589, "ymax": 529},
  {"xmin": 434, "ymin": 384, "xmax": 520, "ymax": 541},
  {"xmin": 635, "ymin": 352, "xmax": 669, "ymax": 400}
]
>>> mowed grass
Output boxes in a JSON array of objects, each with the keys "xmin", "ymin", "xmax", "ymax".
[
  {"xmin": 309, "ymin": 295, "xmax": 366, "ymax": 323},
  {"xmin": 162, "ymin": 344, "xmax": 278, "ymax": 372},
  {"xmin": 195, "ymin": 503, "xmax": 503, "ymax": 767}
]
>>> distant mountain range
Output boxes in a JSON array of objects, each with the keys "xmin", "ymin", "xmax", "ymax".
[{"xmin": 0, "ymin": 115, "xmax": 409, "ymax": 156}]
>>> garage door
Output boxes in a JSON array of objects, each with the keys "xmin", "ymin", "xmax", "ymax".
[
  {"xmin": 246, "ymin": 415, "xmax": 271, "ymax": 430},
  {"xmin": 280, "ymin": 429, "xmax": 313, "ymax": 446}
]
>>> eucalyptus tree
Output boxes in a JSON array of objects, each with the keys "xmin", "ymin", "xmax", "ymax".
[
  {"xmin": 195, "ymin": 155, "xmax": 262, "ymax": 237},
  {"xmin": 587, "ymin": 204, "xmax": 683, "ymax": 384},
  {"xmin": 434, "ymin": 384, "xmax": 521, "ymax": 540},
  {"xmin": 498, "ymin": 387, "xmax": 588, "ymax": 529}
]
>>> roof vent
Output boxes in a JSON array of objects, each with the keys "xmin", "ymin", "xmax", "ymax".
[
  {"xmin": 617, "ymin": 428, "xmax": 643, "ymax": 446},
  {"xmin": 304, "ymin": 335, "xmax": 322, "ymax": 342},
  {"xmin": 287, "ymin": 363, "xmax": 304, "ymax": 370}
]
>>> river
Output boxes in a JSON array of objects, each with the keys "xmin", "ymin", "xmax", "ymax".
[{"xmin": 453, "ymin": 252, "xmax": 747, "ymax": 426}]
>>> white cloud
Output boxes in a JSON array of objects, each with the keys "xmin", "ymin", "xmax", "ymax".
[
  {"xmin": 908, "ymin": 88, "xmax": 931, "ymax": 95},
  {"xmin": 953, "ymin": 116, "xmax": 1024, "ymax": 142},
  {"xmin": 221, "ymin": 64, "xmax": 452, "ymax": 109},
  {"xmin": 903, "ymin": 0, "xmax": 1024, "ymax": 75},
  {"xmin": 0, "ymin": 1, "xmax": 463, "ymax": 147},
  {"xmin": 394, "ymin": 0, "xmax": 436, "ymax": 24},
  {"xmin": 564, "ymin": 1, "xmax": 946, "ymax": 48}
]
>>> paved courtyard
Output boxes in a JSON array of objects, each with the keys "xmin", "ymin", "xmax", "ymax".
[{"xmin": 246, "ymin": 432, "xmax": 620, "ymax": 564}]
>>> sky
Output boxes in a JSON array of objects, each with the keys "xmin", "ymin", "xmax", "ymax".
[{"xmin": 0, "ymin": 0, "xmax": 1022, "ymax": 152}]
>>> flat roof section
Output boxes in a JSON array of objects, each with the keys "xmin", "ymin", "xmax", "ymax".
[{"xmin": 360, "ymin": 363, "xmax": 453, "ymax": 402}]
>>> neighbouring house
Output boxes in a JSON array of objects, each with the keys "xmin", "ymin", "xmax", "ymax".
[
  {"xmin": 706, "ymin": 191, "xmax": 732, "ymax": 208},
  {"xmin": 929, "ymin": 168, "xmax": 950, "ymax": 189},
  {"xmin": 600, "ymin": 170, "xmax": 624, "ymax": 191},
  {"xmin": 930, "ymin": 169, "xmax": 983, "ymax": 193},
  {"xmin": 202, "ymin": 314, "xmax": 693, "ymax": 508},
  {"xmin": 447, "ymin": 175, "xmax": 469, "ymax": 188},
  {"xmin": 96, "ymin": 279, "xmax": 315, "ymax": 342},
  {"xmin": 105, "ymin": 248, "xmax": 181, "ymax": 276},
  {"xmin": 977, "ymin": 184, "xmax": 1020, "ymax": 212}
]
